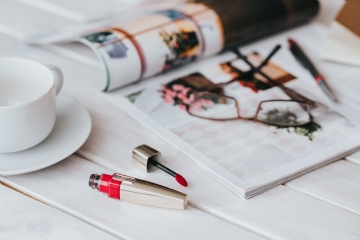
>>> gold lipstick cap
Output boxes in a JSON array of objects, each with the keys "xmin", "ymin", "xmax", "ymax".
[
  {"xmin": 132, "ymin": 144, "xmax": 162, "ymax": 173},
  {"xmin": 113, "ymin": 173, "xmax": 187, "ymax": 210}
]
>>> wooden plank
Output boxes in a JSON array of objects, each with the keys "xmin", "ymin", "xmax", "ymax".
[
  {"xmin": 0, "ymin": 184, "xmax": 119, "ymax": 239},
  {"xmin": 0, "ymin": 156, "xmax": 265, "ymax": 240},
  {"xmin": 209, "ymin": 186, "xmax": 360, "ymax": 239},
  {"xmin": 286, "ymin": 160, "xmax": 360, "ymax": 215}
]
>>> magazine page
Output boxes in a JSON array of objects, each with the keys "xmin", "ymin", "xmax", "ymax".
[{"xmin": 100, "ymin": 23, "xmax": 360, "ymax": 198}]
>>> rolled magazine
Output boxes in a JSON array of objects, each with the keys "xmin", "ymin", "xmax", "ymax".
[{"xmin": 80, "ymin": 0, "xmax": 319, "ymax": 91}]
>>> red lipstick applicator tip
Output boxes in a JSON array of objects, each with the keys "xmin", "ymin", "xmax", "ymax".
[
  {"xmin": 149, "ymin": 159, "xmax": 188, "ymax": 187},
  {"xmin": 175, "ymin": 174, "xmax": 188, "ymax": 187}
]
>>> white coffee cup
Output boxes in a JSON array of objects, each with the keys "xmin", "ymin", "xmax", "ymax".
[{"xmin": 0, "ymin": 58, "xmax": 64, "ymax": 153}]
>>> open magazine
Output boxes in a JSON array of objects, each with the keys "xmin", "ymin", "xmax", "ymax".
[{"xmin": 36, "ymin": 1, "xmax": 360, "ymax": 198}]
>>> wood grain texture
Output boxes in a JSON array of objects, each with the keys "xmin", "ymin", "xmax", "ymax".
[
  {"xmin": 0, "ymin": 156, "xmax": 264, "ymax": 240},
  {"xmin": 0, "ymin": 184, "xmax": 119, "ymax": 240},
  {"xmin": 286, "ymin": 160, "xmax": 360, "ymax": 215}
]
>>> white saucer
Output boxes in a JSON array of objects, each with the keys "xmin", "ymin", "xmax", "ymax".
[{"xmin": 0, "ymin": 94, "xmax": 92, "ymax": 176}]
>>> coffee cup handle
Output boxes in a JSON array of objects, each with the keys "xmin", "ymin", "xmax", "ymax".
[{"xmin": 46, "ymin": 65, "xmax": 64, "ymax": 95}]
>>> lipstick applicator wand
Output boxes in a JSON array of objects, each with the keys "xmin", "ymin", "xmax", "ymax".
[
  {"xmin": 132, "ymin": 144, "xmax": 188, "ymax": 187},
  {"xmin": 149, "ymin": 159, "xmax": 188, "ymax": 187}
]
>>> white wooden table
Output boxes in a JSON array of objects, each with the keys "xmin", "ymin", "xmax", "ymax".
[{"xmin": 2, "ymin": 1, "xmax": 360, "ymax": 239}]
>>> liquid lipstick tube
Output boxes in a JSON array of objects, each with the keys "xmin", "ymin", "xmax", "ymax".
[{"xmin": 89, "ymin": 173, "xmax": 187, "ymax": 210}]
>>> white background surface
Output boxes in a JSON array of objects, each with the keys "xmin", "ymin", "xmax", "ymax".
[{"xmin": 2, "ymin": 1, "xmax": 360, "ymax": 239}]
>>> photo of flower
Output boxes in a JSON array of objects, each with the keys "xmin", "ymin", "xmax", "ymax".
[{"xmin": 158, "ymin": 73, "xmax": 224, "ymax": 111}]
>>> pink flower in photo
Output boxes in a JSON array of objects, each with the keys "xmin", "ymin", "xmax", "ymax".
[
  {"xmin": 164, "ymin": 94, "xmax": 174, "ymax": 104},
  {"xmin": 165, "ymin": 88, "xmax": 176, "ymax": 98},
  {"xmin": 179, "ymin": 92, "xmax": 196, "ymax": 105},
  {"xmin": 179, "ymin": 104, "xmax": 187, "ymax": 110},
  {"xmin": 181, "ymin": 96, "xmax": 191, "ymax": 105},
  {"xmin": 182, "ymin": 87, "xmax": 191, "ymax": 95},
  {"xmin": 177, "ymin": 92, "xmax": 187, "ymax": 101},
  {"xmin": 172, "ymin": 84, "xmax": 185, "ymax": 92}
]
